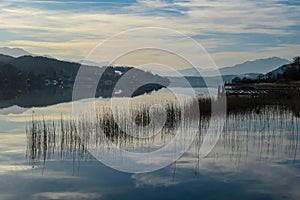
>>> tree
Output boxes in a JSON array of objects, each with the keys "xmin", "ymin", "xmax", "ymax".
[
  {"xmin": 232, "ymin": 76, "xmax": 241, "ymax": 83},
  {"xmin": 257, "ymin": 74, "xmax": 265, "ymax": 82},
  {"xmin": 293, "ymin": 57, "xmax": 300, "ymax": 64}
]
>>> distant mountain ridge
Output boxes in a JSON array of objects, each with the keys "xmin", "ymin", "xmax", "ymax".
[
  {"xmin": 177, "ymin": 57, "xmax": 290, "ymax": 76},
  {"xmin": 0, "ymin": 46, "xmax": 294, "ymax": 88},
  {"xmin": 0, "ymin": 47, "xmax": 290, "ymax": 77},
  {"xmin": 219, "ymin": 57, "xmax": 289, "ymax": 75},
  {"xmin": 0, "ymin": 47, "xmax": 32, "ymax": 57},
  {"xmin": 231, "ymin": 57, "xmax": 300, "ymax": 84}
]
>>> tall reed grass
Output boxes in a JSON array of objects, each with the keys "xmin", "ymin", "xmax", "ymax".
[{"xmin": 26, "ymin": 94, "xmax": 300, "ymax": 172}]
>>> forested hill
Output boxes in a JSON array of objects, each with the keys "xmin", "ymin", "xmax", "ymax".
[
  {"xmin": 232, "ymin": 57, "xmax": 300, "ymax": 84},
  {"xmin": 263, "ymin": 57, "xmax": 300, "ymax": 82},
  {"xmin": 0, "ymin": 54, "xmax": 169, "ymax": 99}
]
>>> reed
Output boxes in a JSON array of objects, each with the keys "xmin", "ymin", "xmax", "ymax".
[{"xmin": 26, "ymin": 93, "xmax": 300, "ymax": 172}]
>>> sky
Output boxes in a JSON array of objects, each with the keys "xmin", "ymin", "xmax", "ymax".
[{"xmin": 0, "ymin": 0, "xmax": 300, "ymax": 69}]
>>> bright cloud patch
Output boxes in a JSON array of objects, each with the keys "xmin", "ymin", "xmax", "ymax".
[{"xmin": 0, "ymin": 0, "xmax": 299, "ymax": 67}]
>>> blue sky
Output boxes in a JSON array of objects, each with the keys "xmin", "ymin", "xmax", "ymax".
[{"xmin": 0, "ymin": 0, "xmax": 299, "ymax": 68}]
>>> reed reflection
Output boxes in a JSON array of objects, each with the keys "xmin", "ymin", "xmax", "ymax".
[{"xmin": 26, "ymin": 99, "xmax": 299, "ymax": 174}]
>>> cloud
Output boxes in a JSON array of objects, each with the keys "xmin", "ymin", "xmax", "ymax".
[
  {"xmin": 0, "ymin": 165, "xmax": 33, "ymax": 173},
  {"xmin": 132, "ymin": 173, "xmax": 179, "ymax": 187},
  {"xmin": 32, "ymin": 192, "xmax": 101, "ymax": 200},
  {"xmin": 0, "ymin": 0, "xmax": 299, "ymax": 66}
]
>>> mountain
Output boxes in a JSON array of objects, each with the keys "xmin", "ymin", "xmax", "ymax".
[
  {"xmin": 0, "ymin": 47, "xmax": 32, "ymax": 57},
  {"xmin": 167, "ymin": 57, "xmax": 290, "ymax": 86},
  {"xmin": 231, "ymin": 57, "xmax": 300, "ymax": 83},
  {"xmin": 6, "ymin": 55, "xmax": 81, "ymax": 77},
  {"xmin": 0, "ymin": 54, "xmax": 14, "ymax": 63},
  {"xmin": 167, "ymin": 73, "xmax": 262, "ymax": 88},
  {"xmin": 0, "ymin": 55, "xmax": 169, "ymax": 106},
  {"xmin": 176, "ymin": 57, "xmax": 290, "ymax": 77},
  {"xmin": 219, "ymin": 57, "xmax": 290, "ymax": 75},
  {"xmin": 78, "ymin": 60, "xmax": 109, "ymax": 67},
  {"xmin": 263, "ymin": 59, "xmax": 300, "ymax": 82}
]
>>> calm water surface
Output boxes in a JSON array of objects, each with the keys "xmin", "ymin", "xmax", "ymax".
[{"xmin": 0, "ymin": 91, "xmax": 299, "ymax": 200}]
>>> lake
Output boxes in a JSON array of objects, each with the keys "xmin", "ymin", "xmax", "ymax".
[{"xmin": 0, "ymin": 88, "xmax": 299, "ymax": 200}]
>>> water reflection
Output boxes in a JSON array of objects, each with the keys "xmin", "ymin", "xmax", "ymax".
[
  {"xmin": 26, "ymin": 102, "xmax": 187, "ymax": 172},
  {"xmin": 0, "ymin": 97, "xmax": 299, "ymax": 200},
  {"xmin": 222, "ymin": 107, "xmax": 299, "ymax": 164},
  {"xmin": 0, "ymin": 68, "xmax": 169, "ymax": 113},
  {"xmin": 26, "ymin": 105, "xmax": 299, "ymax": 176}
]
